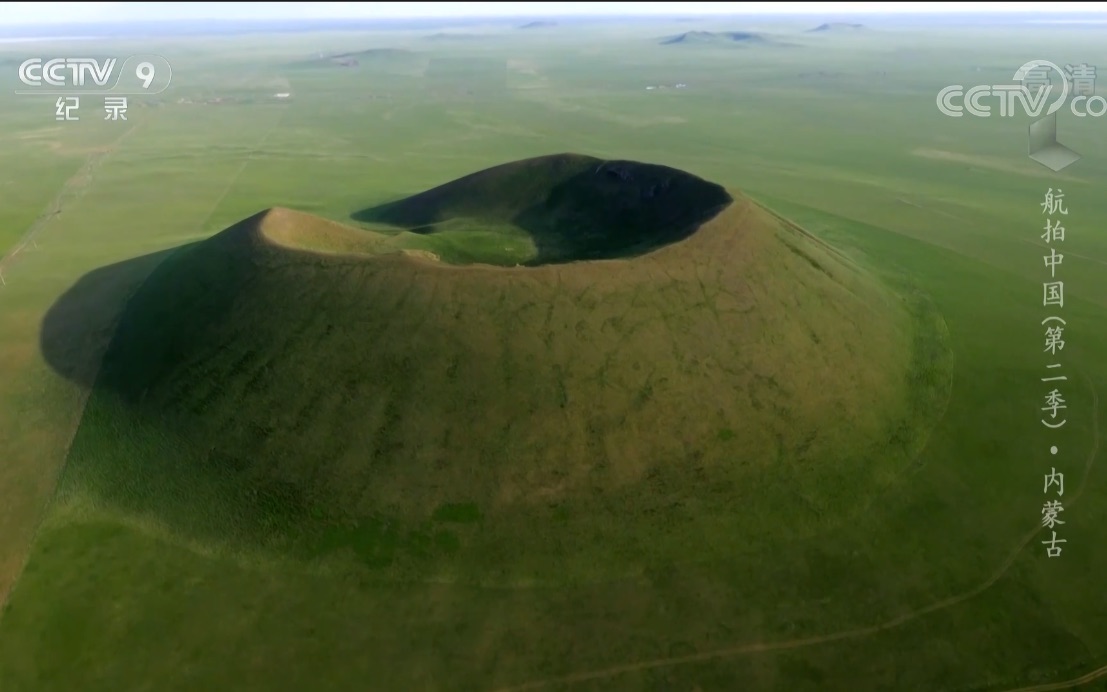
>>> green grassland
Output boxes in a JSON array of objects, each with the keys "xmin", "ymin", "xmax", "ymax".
[{"xmin": 0, "ymin": 17, "xmax": 1106, "ymax": 692}]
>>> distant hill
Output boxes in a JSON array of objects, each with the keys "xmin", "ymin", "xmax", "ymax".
[
  {"xmin": 290, "ymin": 48, "xmax": 426, "ymax": 73},
  {"xmin": 423, "ymin": 32, "xmax": 487, "ymax": 40},
  {"xmin": 333, "ymin": 48, "xmax": 417, "ymax": 59},
  {"xmin": 519, "ymin": 20, "xmax": 557, "ymax": 29},
  {"xmin": 807, "ymin": 22, "xmax": 866, "ymax": 32},
  {"xmin": 660, "ymin": 30, "xmax": 774, "ymax": 45}
]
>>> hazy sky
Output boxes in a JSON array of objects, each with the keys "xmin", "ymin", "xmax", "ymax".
[{"xmin": 2, "ymin": 1, "xmax": 1106, "ymax": 25}]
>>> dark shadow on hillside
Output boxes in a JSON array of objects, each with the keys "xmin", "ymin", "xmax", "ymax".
[
  {"xmin": 36, "ymin": 227, "xmax": 343, "ymax": 546},
  {"xmin": 40, "ymin": 247, "xmax": 180, "ymax": 389},
  {"xmin": 53, "ymin": 217, "xmax": 275, "ymax": 405},
  {"xmin": 351, "ymin": 155, "xmax": 733, "ymax": 266}
]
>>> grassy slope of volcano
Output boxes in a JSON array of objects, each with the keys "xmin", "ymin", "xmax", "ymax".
[{"xmin": 50, "ymin": 155, "xmax": 950, "ymax": 583}]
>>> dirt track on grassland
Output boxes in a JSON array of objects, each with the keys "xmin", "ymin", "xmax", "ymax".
[{"xmin": 492, "ymin": 374, "xmax": 1101, "ymax": 692}]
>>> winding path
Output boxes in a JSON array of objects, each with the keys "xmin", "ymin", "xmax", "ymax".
[
  {"xmin": 493, "ymin": 372, "xmax": 1101, "ymax": 692},
  {"xmin": 1000, "ymin": 662, "xmax": 1107, "ymax": 691}
]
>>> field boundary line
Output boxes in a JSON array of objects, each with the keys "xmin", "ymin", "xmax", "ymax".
[
  {"xmin": 0, "ymin": 119, "xmax": 146, "ymax": 613},
  {"xmin": 0, "ymin": 122, "xmax": 143, "ymax": 284},
  {"xmin": 492, "ymin": 372, "xmax": 1100, "ymax": 692},
  {"xmin": 1, "ymin": 99, "xmax": 288, "ymax": 614},
  {"xmin": 195, "ymin": 94, "xmax": 290, "ymax": 234}
]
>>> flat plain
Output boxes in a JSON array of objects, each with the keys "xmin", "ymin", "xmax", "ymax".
[{"xmin": 1, "ymin": 17, "xmax": 1106, "ymax": 692}]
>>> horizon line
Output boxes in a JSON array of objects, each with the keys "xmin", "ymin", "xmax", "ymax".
[{"xmin": 6, "ymin": 12, "xmax": 1107, "ymax": 24}]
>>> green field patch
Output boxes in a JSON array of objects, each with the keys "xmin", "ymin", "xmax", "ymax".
[
  {"xmin": 298, "ymin": 514, "xmax": 465, "ymax": 568},
  {"xmin": 432, "ymin": 501, "xmax": 483, "ymax": 523}
]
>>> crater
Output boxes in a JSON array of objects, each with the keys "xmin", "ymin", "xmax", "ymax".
[{"xmin": 352, "ymin": 153, "xmax": 733, "ymax": 266}]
